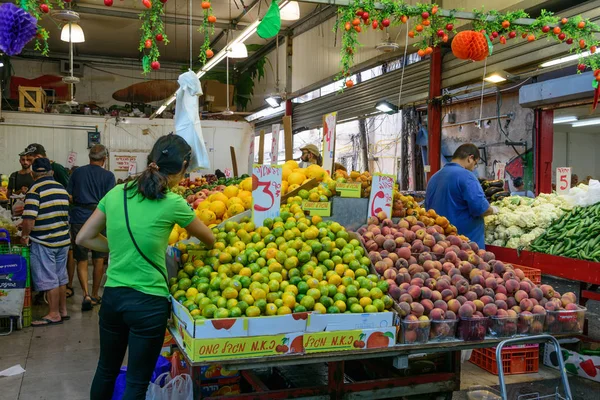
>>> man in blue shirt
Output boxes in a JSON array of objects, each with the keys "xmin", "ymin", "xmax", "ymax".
[
  {"xmin": 425, "ymin": 144, "xmax": 497, "ymax": 248},
  {"xmin": 511, "ymin": 177, "xmax": 535, "ymax": 198},
  {"xmin": 67, "ymin": 144, "xmax": 115, "ymax": 311}
]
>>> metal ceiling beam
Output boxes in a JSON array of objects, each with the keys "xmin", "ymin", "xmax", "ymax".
[
  {"xmin": 73, "ymin": 5, "xmax": 247, "ymax": 31},
  {"xmin": 210, "ymin": 0, "xmax": 262, "ymax": 49}
]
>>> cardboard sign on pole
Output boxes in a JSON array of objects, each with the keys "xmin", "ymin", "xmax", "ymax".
[
  {"xmin": 224, "ymin": 168, "xmax": 233, "ymax": 178},
  {"xmin": 271, "ymin": 123, "xmax": 281, "ymax": 165},
  {"xmin": 496, "ymin": 163, "xmax": 506, "ymax": 181},
  {"xmin": 258, "ymin": 130, "xmax": 265, "ymax": 164},
  {"xmin": 322, "ymin": 112, "xmax": 337, "ymax": 174},
  {"xmin": 128, "ymin": 159, "xmax": 137, "ymax": 176},
  {"xmin": 252, "ymin": 164, "xmax": 283, "ymax": 227},
  {"xmin": 248, "ymin": 137, "xmax": 255, "ymax": 175},
  {"xmin": 368, "ymin": 173, "xmax": 396, "ymax": 218},
  {"xmin": 556, "ymin": 167, "xmax": 572, "ymax": 195},
  {"xmin": 66, "ymin": 152, "xmax": 77, "ymax": 169}
]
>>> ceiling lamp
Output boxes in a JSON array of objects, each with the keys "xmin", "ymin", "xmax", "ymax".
[
  {"xmin": 572, "ymin": 118, "xmax": 600, "ymax": 127},
  {"xmin": 61, "ymin": 23, "xmax": 85, "ymax": 43},
  {"xmin": 375, "ymin": 100, "xmax": 398, "ymax": 114},
  {"xmin": 228, "ymin": 42, "xmax": 248, "ymax": 58},
  {"xmin": 541, "ymin": 51, "xmax": 590, "ymax": 68},
  {"xmin": 265, "ymin": 94, "xmax": 283, "ymax": 108},
  {"xmin": 280, "ymin": 1, "xmax": 300, "ymax": 21}
]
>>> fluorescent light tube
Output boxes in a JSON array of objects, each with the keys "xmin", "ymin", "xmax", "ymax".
[
  {"xmin": 541, "ymin": 51, "xmax": 591, "ymax": 68},
  {"xmin": 572, "ymin": 118, "xmax": 600, "ymax": 127},
  {"xmin": 553, "ymin": 116, "xmax": 578, "ymax": 124},
  {"xmin": 484, "ymin": 74, "xmax": 507, "ymax": 83}
]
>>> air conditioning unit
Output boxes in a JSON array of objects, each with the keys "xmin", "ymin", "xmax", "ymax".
[{"xmin": 60, "ymin": 60, "xmax": 84, "ymax": 77}]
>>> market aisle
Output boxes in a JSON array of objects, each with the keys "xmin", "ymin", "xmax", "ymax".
[{"xmin": 0, "ymin": 281, "xmax": 101, "ymax": 400}]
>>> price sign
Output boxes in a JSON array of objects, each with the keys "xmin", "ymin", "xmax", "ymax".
[
  {"xmin": 271, "ymin": 123, "xmax": 280, "ymax": 165},
  {"xmin": 128, "ymin": 159, "xmax": 137, "ymax": 176},
  {"xmin": 248, "ymin": 137, "xmax": 255, "ymax": 174},
  {"xmin": 556, "ymin": 167, "xmax": 572, "ymax": 195},
  {"xmin": 224, "ymin": 168, "xmax": 233, "ymax": 178},
  {"xmin": 336, "ymin": 182, "xmax": 362, "ymax": 198},
  {"xmin": 252, "ymin": 164, "xmax": 282, "ymax": 226},
  {"xmin": 66, "ymin": 152, "xmax": 77, "ymax": 169},
  {"xmin": 368, "ymin": 173, "xmax": 395, "ymax": 218},
  {"xmin": 495, "ymin": 163, "xmax": 506, "ymax": 181},
  {"xmin": 322, "ymin": 112, "xmax": 337, "ymax": 174},
  {"xmin": 302, "ymin": 201, "xmax": 331, "ymax": 217}
]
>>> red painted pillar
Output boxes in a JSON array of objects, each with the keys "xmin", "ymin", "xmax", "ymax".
[
  {"xmin": 535, "ymin": 109, "xmax": 554, "ymax": 194},
  {"xmin": 285, "ymin": 99, "xmax": 293, "ymax": 116},
  {"xmin": 427, "ymin": 46, "xmax": 442, "ymax": 180}
]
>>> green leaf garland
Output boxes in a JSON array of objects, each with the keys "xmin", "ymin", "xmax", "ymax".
[{"xmin": 139, "ymin": 0, "xmax": 168, "ymax": 74}]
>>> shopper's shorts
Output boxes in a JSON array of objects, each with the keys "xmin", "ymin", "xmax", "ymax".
[
  {"xmin": 30, "ymin": 242, "xmax": 69, "ymax": 292},
  {"xmin": 70, "ymin": 224, "xmax": 107, "ymax": 261}
]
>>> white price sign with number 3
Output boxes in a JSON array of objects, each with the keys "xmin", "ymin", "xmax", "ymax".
[
  {"xmin": 251, "ymin": 164, "xmax": 282, "ymax": 227},
  {"xmin": 368, "ymin": 173, "xmax": 396, "ymax": 219},
  {"xmin": 556, "ymin": 167, "xmax": 571, "ymax": 195}
]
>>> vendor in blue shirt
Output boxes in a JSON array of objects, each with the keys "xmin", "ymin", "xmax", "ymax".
[{"xmin": 425, "ymin": 144, "xmax": 498, "ymax": 248}]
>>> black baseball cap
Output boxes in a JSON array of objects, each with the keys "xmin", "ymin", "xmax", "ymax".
[
  {"xmin": 20, "ymin": 143, "xmax": 46, "ymax": 157},
  {"xmin": 32, "ymin": 158, "xmax": 52, "ymax": 173}
]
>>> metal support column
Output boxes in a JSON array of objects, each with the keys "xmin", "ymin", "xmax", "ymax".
[
  {"xmin": 328, "ymin": 361, "xmax": 345, "ymax": 400},
  {"xmin": 534, "ymin": 109, "xmax": 554, "ymax": 195},
  {"xmin": 427, "ymin": 46, "xmax": 442, "ymax": 180}
]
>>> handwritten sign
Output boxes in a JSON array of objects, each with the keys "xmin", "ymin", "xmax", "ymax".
[
  {"xmin": 336, "ymin": 182, "xmax": 361, "ymax": 198},
  {"xmin": 368, "ymin": 173, "xmax": 395, "ymax": 218},
  {"xmin": 224, "ymin": 168, "xmax": 233, "ymax": 178},
  {"xmin": 251, "ymin": 164, "xmax": 282, "ymax": 227},
  {"xmin": 66, "ymin": 152, "xmax": 77, "ymax": 169},
  {"xmin": 248, "ymin": 138, "xmax": 255, "ymax": 175},
  {"xmin": 128, "ymin": 159, "xmax": 137, "ymax": 176},
  {"xmin": 495, "ymin": 163, "xmax": 506, "ymax": 181},
  {"xmin": 556, "ymin": 167, "xmax": 572, "ymax": 195},
  {"xmin": 322, "ymin": 112, "xmax": 337, "ymax": 174},
  {"xmin": 302, "ymin": 201, "xmax": 331, "ymax": 217},
  {"xmin": 114, "ymin": 155, "xmax": 137, "ymax": 172},
  {"xmin": 271, "ymin": 123, "xmax": 280, "ymax": 165}
]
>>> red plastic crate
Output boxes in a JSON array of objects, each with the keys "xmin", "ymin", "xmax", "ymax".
[
  {"xmin": 470, "ymin": 344, "xmax": 539, "ymax": 375},
  {"xmin": 501, "ymin": 262, "xmax": 542, "ymax": 285}
]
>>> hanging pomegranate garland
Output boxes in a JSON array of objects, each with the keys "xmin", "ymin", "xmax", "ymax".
[
  {"xmin": 138, "ymin": 0, "xmax": 168, "ymax": 73},
  {"xmin": 198, "ymin": 1, "xmax": 216, "ymax": 65}
]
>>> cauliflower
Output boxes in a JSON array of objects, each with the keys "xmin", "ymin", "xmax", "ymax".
[
  {"xmin": 492, "ymin": 239, "xmax": 505, "ymax": 247},
  {"xmin": 485, "ymin": 193, "xmax": 567, "ymax": 247}
]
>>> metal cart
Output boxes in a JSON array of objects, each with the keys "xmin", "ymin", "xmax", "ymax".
[
  {"xmin": 0, "ymin": 229, "xmax": 29, "ymax": 335},
  {"xmin": 496, "ymin": 335, "xmax": 573, "ymax": 400}
]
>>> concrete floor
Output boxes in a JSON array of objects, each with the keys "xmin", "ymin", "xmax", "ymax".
[{"xmin": 1, "ymin": 273, "xmax": 599, "ymax": 399}]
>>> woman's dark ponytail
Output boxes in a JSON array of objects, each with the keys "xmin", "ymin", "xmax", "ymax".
[{"xmin": 128, "ymin": 134, "xmax": 192, "ymax": 200}]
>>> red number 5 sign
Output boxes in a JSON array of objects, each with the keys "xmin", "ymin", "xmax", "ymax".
[
  {"xmin": 368, "ymin": 173, "xmax": 396, "ymax": 218},
  {"xmin": 252, "ymin": 164, "xmax": 282, "ymax": 226},
  {"xmin": 556, "ymin": 167, "xmax": 571, "ymax": 195}
]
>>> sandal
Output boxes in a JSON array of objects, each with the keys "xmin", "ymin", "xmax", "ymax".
[
  {"xmin": 32, "ymin": 318, "xmax": 63, "ymax": 327},
  {"xmin": 91, "ymin": 296, "xmax": 102, "ymax": 306},
  {"xmin": 60, "ymin": 315, "xmax": 71, "ymax": 321},
  {"xmin": 82, "ymin": 296, "xmax": 93, "ymax": 311},
  {"xmin": 66, "ymin": 285, "xmax": 74, "ymax": 298}
]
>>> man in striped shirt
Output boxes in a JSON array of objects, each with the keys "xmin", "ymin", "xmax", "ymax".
[{"xmin": 21, "ymin": 158, "xmax": 71, "ymax": 326}]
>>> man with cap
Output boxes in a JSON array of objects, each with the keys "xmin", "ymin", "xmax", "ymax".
[
  {"xmin": 20, "ymin": 143, "xmax": 70, "ymax": 188},
  {"xmin": 67, "ymin": 144, "xmax": 115, "ymax": 311},
  {"xmin": 511, "ymin": 177, "xmax": 534, "ymax": 198},
  {"xmin": 299, "ymin": 144, "xmax": 322, "ymax": 168},
  {"xmin": 21, "ymin": 158, "xmax": 71, "ymax": 326}
]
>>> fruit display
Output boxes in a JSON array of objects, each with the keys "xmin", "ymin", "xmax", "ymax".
[
  {"xmin": 282, "ymin": 160, "xmax": 337, "ymax": 197},
  {"xmin": 485, "ymin": 193, "xmax": 571, "ymax": 248},
  {"xmin": 0, "ymin": 175, "xmax": 7, "ymax": 200},
  {"xmin": 529, "ymin": 203, "xmax": 600, "ymax": 262},
  {"xmin": 334, "ymin": 170, "xmax": 372, "ymax": 197},
  {"xmin": 170, "ymin": 208, "xmax": 394, "ymax": 319},
  {"xmin": 355, "ymin": 212, "xmax": 584, "ymax": 342}
]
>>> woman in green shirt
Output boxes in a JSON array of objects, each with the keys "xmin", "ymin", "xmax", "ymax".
[{"xmin": 77, "ymin": 134, "xmax": 214, "ymax": 399}]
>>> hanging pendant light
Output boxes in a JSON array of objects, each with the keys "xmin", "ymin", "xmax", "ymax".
[
  {"xmin": 60, "ymin": 23, "xmax": 85, "ymax": 43},
  {"xmin": 280, "ymin": 1, "xmax": 300, "ymax": 21},
  {"xmin": 228, "ymin": 42, "xmax": 248, "ymax": 58}
]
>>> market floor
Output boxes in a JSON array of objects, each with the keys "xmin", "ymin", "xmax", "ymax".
[{"xmin": 1, "ymin": 273, "xmax": 599, "ymax": 400}]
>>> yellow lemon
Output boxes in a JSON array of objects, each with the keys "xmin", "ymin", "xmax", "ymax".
[{"xmin": 223, "ymin": 185, "xmax": 239, "ymax": 199}]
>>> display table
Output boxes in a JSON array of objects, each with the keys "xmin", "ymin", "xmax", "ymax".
[{"xmin": 168, "ymin": 324, "xmax": 574, "ymax": 399}]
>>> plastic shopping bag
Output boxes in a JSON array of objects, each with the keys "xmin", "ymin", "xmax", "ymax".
[
  {"xmin": 174, "ymin": 70, "xmax": 210, "ymax": 170},
  {"xmin": 146, "ymin": 372, "xmax": 193, "ymax": 400},
  {"xmin": 111, "ymin": 356, "xmax": 172, "ymax": 400}
]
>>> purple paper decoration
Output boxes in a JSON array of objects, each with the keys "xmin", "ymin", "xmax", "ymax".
[{"xmin": 0, "ymin": 3, "xmax": 37, "ymax": 56}]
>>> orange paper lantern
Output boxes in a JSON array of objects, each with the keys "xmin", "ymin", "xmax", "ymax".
[{"xmin": 451, "ymin": 31, "xmax": 489, "ymax": 62}]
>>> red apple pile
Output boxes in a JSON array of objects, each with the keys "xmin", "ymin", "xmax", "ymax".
[{"xmin": 356, "ymin": 212, "xmax": 583, "ymax": 340}]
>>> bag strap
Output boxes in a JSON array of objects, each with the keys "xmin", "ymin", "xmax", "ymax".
[{"xmin": 123, "ymin": 183, "xmax": 169, "ymax": 287}]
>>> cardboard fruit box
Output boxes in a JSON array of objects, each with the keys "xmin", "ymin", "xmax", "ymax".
[
  {"xmin": 304, "ymin": 327, "xmax": 396, "ymax": 353},
  {"xmin": 543, "ymin": 338, "xmax": 600, "ymax": 383}
]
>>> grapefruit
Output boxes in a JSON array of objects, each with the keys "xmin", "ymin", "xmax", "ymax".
[
  {"xmin": 287, "ymin": 172, "xmax": 306, "ymax": 186},
  {"xmin": 209, "ymin": 201, "xmax": 227, "ymax": 218},
  {"xmin": 239, "ymin": 177, "xmax": 253, "ymax": 192},
  {"xmin": 223, "ymin": 185, "xmax": 239, "ymax": 199},
  {"xmin": 199, "ymin": 209, "xmax": 216, "ymax": 225}
]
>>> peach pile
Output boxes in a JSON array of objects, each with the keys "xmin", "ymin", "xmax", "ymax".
[{"xmin": 356, "ymin": 212, "xmax": 582, "ymax": 339}]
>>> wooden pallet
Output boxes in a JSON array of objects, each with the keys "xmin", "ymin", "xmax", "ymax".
[{"xmin": 18, "ymin": 86, "xmax": 47, "ymax": 113}]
